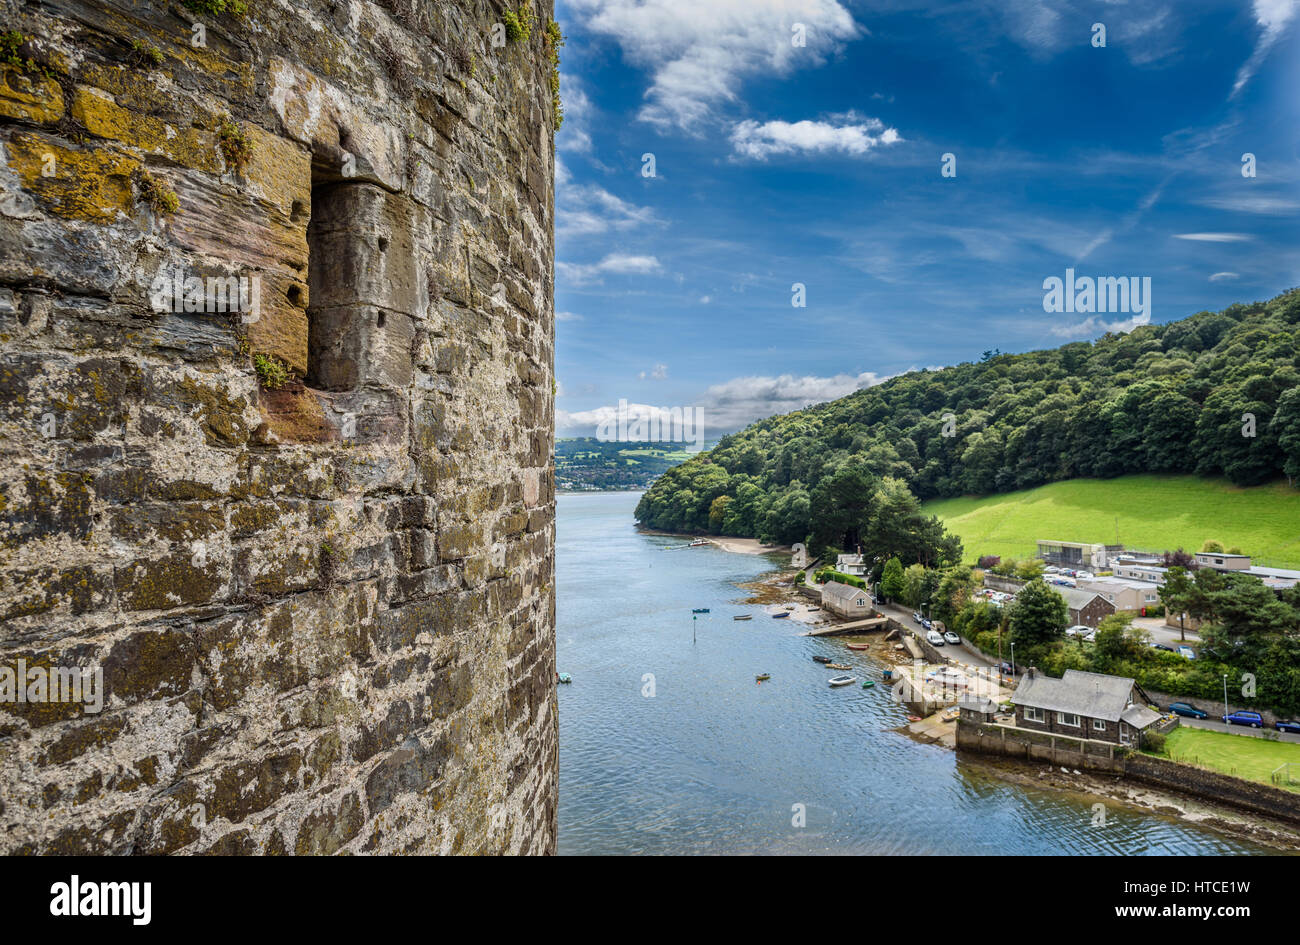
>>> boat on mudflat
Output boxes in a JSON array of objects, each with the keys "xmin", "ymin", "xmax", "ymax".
[
  {"xmin": 846, "ymin": 643, "xmax": 870, "ymax": 650},
  {"xmin": 772, "ymin": 611, "xmax": 791, "ymax": 619},
  {"xmin": 733, "ymin": 614, "xmax": 752, "ymax": 621},
  {"xmin": 828, "ymin": 675, "xmax": 857, "ymax": 687},
  {"xmin": 689, "ymin": 538, "xmax": 710, "ymax": 547}
]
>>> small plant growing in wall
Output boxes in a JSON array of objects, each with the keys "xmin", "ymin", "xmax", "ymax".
[
  {"xmin": 182, "ymin": 0, "xmax": 248, "ymax": 16},
  {"xmin": 1, "ymin": 30, "xmax": 55, "ymax": 78},
  {"xmin": 544, "ymin": 19, "xmax": 564, "ymax": 130},
  {"xmin": 126, "ymin": 39, "xmax": 164, "ymax": 68},
  {"xmin": 218, "ymin": 118, "xmax": 253, "ymax": 175},
  {"xmin": 503, "ymin": 6, "xmax": 534, "ymax": 44},
  {"xmin": 136, "ymin": 171, "xmax": 179, "ymax": 215},
  {"xmin": 252, "ymin": 353, "xmax": 289, "ymax": 390}
]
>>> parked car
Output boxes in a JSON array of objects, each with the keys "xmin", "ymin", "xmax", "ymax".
[
  {"xmin": 1276, "ymin": 720, "xmax": 1300, "ymax": 734},
  {"xmin": 1176, "ymin": 645, "xmax": 1196, "ymax": 660},
  {"xmin": 1223, "ymin": 710, "xmax": 1264, "ymax": 728},
  {"xmin": 1044, "ymin": 566, "xmax": 1060, "ymax": 574},
  {"xmin": 1168, "ymin": 702, "xmax": 1207, "ymax": 719},
  {"xmin": 1076, "ymin": 571, "xmax": 1094, "ymax": 580},
  {"xmin": 943, "ymin": 631, "xmax": 961, "ymax": 645},
  {"xmin": 921, "ymin": 618, "xmax": 933, "ymax": 630},
  {"xmin": 998, "ymin": 661, "xmax": 1014, "ymax": 674},
  {"xmin": 926, "ymin": 630, "xmax": 945, "ymax": 646},
  {"xmin": 1064, "ymin": 625, "xmax": 1091, "ymax": 637},
  {"xmin": 1151, "ymin": 643, "xmax": 1175, "ymax": 652},
  {"xmin": 912, "ymin": 611, "xmax": 923, "ymax": 623}
]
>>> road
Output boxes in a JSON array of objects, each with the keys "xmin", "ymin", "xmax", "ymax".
[
  {"xmin": 802, "ymin": 561, "xmax": 1001, "ymax": 671},
  {"xmin": 872, "ymin": 599, "xmax": 998, "ymax": 670}
]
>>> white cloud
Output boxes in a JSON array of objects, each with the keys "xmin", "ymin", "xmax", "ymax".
[
  {"xmin": 557, "ymin": 370, "xmax": 892, "ymax": 436},
  {"xmin": 639, "ymin": 363, "xmax": 669, "ymax": 380},
  {"xmin": 1173, "ymin": 232, "xmax": 1254, "ymax": 242},
  {"xmin": 565, "ymin": 0, "xmax": 861, "ymax": 130},
  {"xmin": 1231, "ymin": 0, "xmax": 1299, "ymax": 98},
  {"xmin": 1209, "ymin": 271, "xmax": 1240, "ymax": 282},
  {"xmin": 556, "ymin": 311, "xmax": 584, "ymax": 321},
  {"xmin": 1049, "ymin": 313, "xmax": 1150, "ymax": 339},
  {"xmin": 1195, "ymin": 193, "xmax": 1300, "ymax": 214},
  {"xmin": 557, "ymin": 161, "xmax": 660, "ymax": 237},
  {"xmin": 557, "ymin": 253, "xmax": 663, "ymax": 283},
  {"xmin": 731, "ymin": 115, "xmax": 901, "ymax": 160},
  {"xmin": 699, "ymin": 370, "xmax": 890, "ymax": 429},
  {"xmin": 557, "ymin": 79, "xmax": 594, "ymax": 153}
]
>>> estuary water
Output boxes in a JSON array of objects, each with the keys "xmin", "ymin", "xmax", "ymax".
[{"xmin": 556, "ymin": 491, "xmax": 1268, "ymax": 855}]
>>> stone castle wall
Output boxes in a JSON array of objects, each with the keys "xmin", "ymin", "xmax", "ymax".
[{"xmin": 0, "ymin": 0, "xmax": 557, "ymax": 853}]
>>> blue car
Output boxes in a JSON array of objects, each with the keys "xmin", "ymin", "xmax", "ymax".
[
  {"xmin": 1168, "ymin": 702, "xmax": 1207, "ymax": 719},
  {"xmin": 1223, "ymin": 710, "xmax": 1264, "ymax": 728},
  {"xmin": 1276, "ymin": 720, "xmax": 1300, "ymax": 735}
]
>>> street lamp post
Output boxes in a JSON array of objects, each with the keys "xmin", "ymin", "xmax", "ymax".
[
  {"xmin": 1222, "ymin": 674, "xmax": 1229, "ymax": 721},
  {"xmin": 1010, "ymin": 641, "xmax": 1015, "ymax": 679}
]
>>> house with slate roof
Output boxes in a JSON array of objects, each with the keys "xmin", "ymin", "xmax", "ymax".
[{"xmin": 1011, "ymin": 668, "xmax": 1162, "ymax": 746}]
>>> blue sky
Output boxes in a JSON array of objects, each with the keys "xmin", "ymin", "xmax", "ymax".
[{"xmin": 552, "ymin": 0, "xmax": 1300, "ymax": 437}]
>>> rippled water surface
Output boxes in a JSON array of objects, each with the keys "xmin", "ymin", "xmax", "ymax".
[{"xmin": 556, "ymin": 492, "xmax": 1268, "ymax": 855}]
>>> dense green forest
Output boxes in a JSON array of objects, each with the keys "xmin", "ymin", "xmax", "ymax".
[{"xmin": 636, "ymin": 288, "xmax": 1300, "ymax": 561}]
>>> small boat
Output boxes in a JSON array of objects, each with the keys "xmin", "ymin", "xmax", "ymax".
[
  {"xmin": 772, "ymin": 611, "xmax": 791, "ymax": 619},
  {"xmin": 861, "ymin": 680, "xmax": 875, "ymax": 689},
  {"xmin": 556, "ymin": 673, "xmax": 572, "ymax": 684},
  {"xmin": 755, "ymin": 673, "xmax": 771, "ymax": 682},
  {"xmin": 812, "ymin": 655, "xmax": 833, "ymax": 664},
  {"xmin": 689, "ymin": 538, "xmax": 710, "ymax": 547},
  {"xmin": 692, "ymin": 608, "xmax": 710, "ymax": 613},
  {"xmin": 828, "ymin": 675, "xmax": 857, "ymax": 687},
  {"xmin": 733, "ymin": 614, "xmax": 752, "ymax": 621},
  {"xmin": 826, "ymin": 662, "xmax": 852, "ymax": 670},
  {"xmin": 784, "ymin": 604, "xmax": 796, "ymax": 610},
  {"xmin": 846, "ymin": 643, "xmax": 870, "ymax": 650}
]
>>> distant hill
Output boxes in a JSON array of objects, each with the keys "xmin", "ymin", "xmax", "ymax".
[
  {"xmin": 555, "ymin": 438, "xmax": 701, "ymax": 491},
  {"xmin": 636, "ymin": 288, "xmax": 1300, "ymax": 552},
  {"xmin": 923, "ymin": 474, "xmax": 1300, "ymax": 569}
]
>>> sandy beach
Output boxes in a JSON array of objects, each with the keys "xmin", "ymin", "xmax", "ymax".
[
  {"xmin": 634, "ymin": 528, "xmax": 790, "ymax": 557},
  {"xmin": 707, "ymin": 536, "xmax": 789, "ymax": 556}
]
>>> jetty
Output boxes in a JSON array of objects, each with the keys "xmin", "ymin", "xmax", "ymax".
[{"xmin": 803, "ymin": 615, "xmax": 894, "ymax": 637}]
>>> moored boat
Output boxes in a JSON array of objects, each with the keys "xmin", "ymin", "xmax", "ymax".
[
  {"xmin": 733, "ymin": 614, "xmax": 752, "ymax": 621},
  {"xmin": 772, "ymin": 611, "xmax": 790, "ymax": 619},
  {"xmin": 826, "ymin": 662, "xmax": 851, "ymax": 670},
  {"xmin": 828, "ymin": 675, "xmax": 857, "ymax": 687},
  {"xmin": 861, "ymin": 680, "xmax": 875, "ymax": 688},
  {"xmin": 556, "ymin": 673, "xmax": 572, "ymax": 684},
  {"xmin": 692, "ymin": 608, "xmax": 710, "ymax": 613},
  {"xmin": 755, "ymin": 673, "xmax": 771, "ymax": 682},
  {"xmin": 689, "ymin": 538, "xmax": 710, "ymax": 547},
  {"xmin": 812, "ymin": 655, "xmax": 833, "ymax": 664},
  {"xmin": 846, "ymin": 643, "xmax": 870, "ymax": 650}
]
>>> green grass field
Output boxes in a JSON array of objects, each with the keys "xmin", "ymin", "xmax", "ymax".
[
  {"xmin": 922, "ymin": 475, "xmax": 1300, "ymax": 569},
  {"xmin": 1160, "ymin": 727, "xmax": 1300, "ymax": 791}
]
